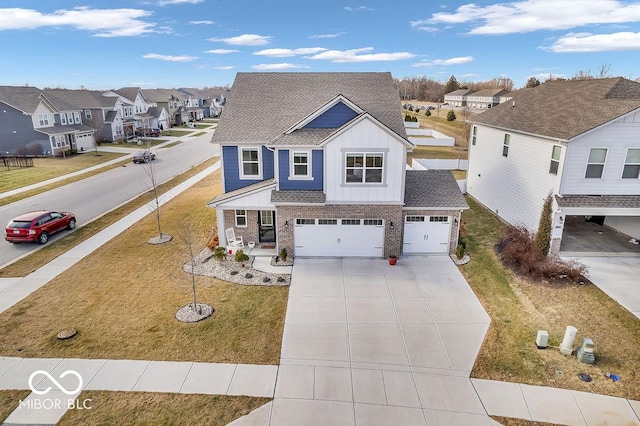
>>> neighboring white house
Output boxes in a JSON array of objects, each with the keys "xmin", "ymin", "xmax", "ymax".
[
  {"xmin": 467, "ymin": 77, "xmax": 640, "ymax": 255},
  {"xmin": 444, "ymin": 89, "xmax": 475, "ymax": 107},
  {"xmin": 466, "ymin": 88, "xmax": 511, "ymax": 109}
]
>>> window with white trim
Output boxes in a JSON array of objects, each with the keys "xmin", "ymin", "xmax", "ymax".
[
  {"xmin": 622, "ymin": 148, "xmax": 640, "ymax": 179},
  {"xmin": 67, "ymin": 112, "xmax": 74, "ymax": 124},
  {"xmin": 240, "ymin": 147, "xmax": 261, "ymax": 178},
  {"xmin": 471, "ymin": 126, "xmax": 477, "ymax": 145},
  {"xmin": 345, "ymin": 153, "xmax": 383, "ymax": 183},
  {"xmin": 405, "ymin": 216, "xmax": 425, "ymax": 222},
  {"xmin": 84, "ymin": 109, "xmax": 92, "ymax": 119},
  {"xmin": 363, "ymin": 219, "xmax": 383, "ymax": 226},
  {"xmin": 549, "ymin": 145, "xmax": 561, "ymax": 175},
  {"xmin": 502, "ymin": 134, "xmax": 510, "ymax": 157},
  {"xmin": 60, "ymin": 114, "xmax": 67, "ymax": 125},
  {"xmin": 429, "ymin": 216, "xmax": 449, "ymax": 223},
  {"xmin": 38, "ymin": 114, "xmax": 49, "ymax": 126},
  {"xmin": 296, "ymin": 218, "xmax": 315, "ymax": 225},
  {"xmin": 291, "ymin": 151, "xmax": 310, "ymax": 177},
  {"xmin": 586, "ymin": 148, "xmax": 607, "ymax": 178},
  {"xmin": 73, "ymin": 112, "xmax": 81, "ymax": 124},
  {"xmin": 341, "ymin": 219, "xmax": 361, "ymax": 225},
  {"xmin": 235, "ymin": 210, "xmax": 247, "ymax": 227},
  {"xmin": 318, "ymin": 219, "xmax": 337, "ymax": 225}
]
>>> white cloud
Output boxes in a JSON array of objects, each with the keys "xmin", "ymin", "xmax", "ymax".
[
  {"xmin": 309, "ymin": 47, "xmax": 415, "ymax": 63},
  {"xmin": 143, "ymin": 53, "xmax": 197, "ymax": 62},
  {"xmin": 344, "ymin": 6, "xmax": 375, "ymax": 12},
  {"xmin": 412, "ymin": 0, "xmax": 640, "ymax": 35},
  {"xmin": 205, "ymin": 49, "xmax": 239, "ymax": 54},
  {"xmin": 413, "ymin": 56, "xmax": 474, "ymax": 67},
  {"xmin": 0, "ymin": 7, "xmax": 156, "ymax": 37},
  {"xmin": 309, "ymin": 32, "xmax": 346, "ymax": 39},
  {"xmin": 254, "ymin": 47, "xmax": 328, "ymax": 57},
  {"xmin": 159, "ymin": 0, "xmax": 204, "ymax": 5},
  {"xmin": 214, "ymin": 65, "xmax": 235, "ymax": 70},
  {"xmin": 251, "ymin": 63, "xmax": 308, "ymax": 70},
  {"xmin": 547, "ymin": 31, "xmax": 640, "ymax": 52},
  {"xmin": 531, "ymin": 72, "xmax": 567, "ymax": 81},
  {"xmin": 190, "ymin": 20, "xmax": 214, "ymax": 25},
  {"xmin": 208, "ymin": 33, "xmax": 272, "ymax": 46}
]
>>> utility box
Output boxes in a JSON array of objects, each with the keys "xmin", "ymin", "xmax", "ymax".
[
  {"xmin": 536, "ymin": 330, "xmax": 549, "ymax": 349},
  {"xmin": 577, "ymin": 337, "xmax": 595, "ymax": 364},
  {"xmin": 560, "ymin": 326, "xmax": 578, "ymax": 355}
]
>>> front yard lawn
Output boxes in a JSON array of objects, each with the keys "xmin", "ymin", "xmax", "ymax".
[
  {"xmin": 462, "ymin": 196, "xmax": 640, "ymax": 401},
  {"xmin": 0, "ymin": 152, "xmax": 126, "ymax": 193},
  {"xmin": 58, "ymin": 392, "xmax": 269, "ymax": 426},
  {"xmin": 0, "ymin": 169, "xmax": 289, "ymax": 364}
]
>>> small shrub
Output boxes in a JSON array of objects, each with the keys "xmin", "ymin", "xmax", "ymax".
[
  {"xmin": 456, "ymin": 244, "xmax": 465, "ymax": 260},
  {"xmin": 214, "ymin": 246, "xmax": 227, "ymax": 260},
  {"xmin": 447, "ymin": 110, "xmax": 456, "ymax": 121},
  {"xmin": 279, "ymin": 248, "xmax": 287, "ymax": 261},
  {"xmin": 235, "ymin": 249, "xmax": 249, "ymax": 262},
  {"xmin": 425, "ymin": 109, "xmax": 431, "ymax": 116}
]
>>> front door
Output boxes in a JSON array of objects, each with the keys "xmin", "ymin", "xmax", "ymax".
[{"xmin": 259, "ymin": 210, "xmax": 276, "ymax": 243}]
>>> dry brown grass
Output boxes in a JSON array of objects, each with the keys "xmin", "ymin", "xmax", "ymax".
[
  {"xmin": 0, "ymin": 390, "xmax": 31, "ymax": 421},
  {"xmin": 0, "ymin": 169, "xmax": 288, "ymax": 364},
  {"xmin": 0, "ymin": 157, "xmax": 219, "ymax": 277},
  {"xmin": 58, "ymin": 392, "xmax": 269, "ymax": 426},
  {"xmin": 0, "ymin": 152, "xmax": 126, "ymax": 193},
  {"xmin": 491, "ymin": 417, "xmax": 565, "ymax": 426},
  {"xmin": 462, "ymin": 196, "xmax": 640, "ymax": 401}
]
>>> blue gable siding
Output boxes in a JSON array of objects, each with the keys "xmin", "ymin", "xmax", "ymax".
[
  {"xmin": 304, "ymin": 102, "xmax": 358, "ymax": 129},
  {"xmin": 222, "ymin": 145, "xmax": 274, "ymax": 192},
  {"xmin": 278, "ymin": 149, "xmax": 324, "ymax": 190}
]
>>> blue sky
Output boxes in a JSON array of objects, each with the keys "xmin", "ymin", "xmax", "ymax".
[{"xmin": 1, "ymin": 0, "xmax": 639, "ymax": 90}]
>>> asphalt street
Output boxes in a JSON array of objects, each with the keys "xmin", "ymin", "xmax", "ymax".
[{"xmin": 0, "ymin": 130, "xmax": 219, "ymax": 267}]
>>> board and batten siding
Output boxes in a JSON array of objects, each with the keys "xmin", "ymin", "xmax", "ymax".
[
  {"xmin": 324, "ymin": 117, "xmax": 407, "ymax": 204},
  {"xmin": 277, "ymin": 149, "xmax": 324, "ymax": 190},
  {"xmin": 304, "ymin": 102, "xmax": 358, "ymax": 128},
  {"xmin": 467, "ymin": 125, "xmax": 564, "ymax": 232},
  {"xmin": 221, "ymin": 145, "xmax": 274, "ymax": 192},
  {"xmin": 560, "ymin": 112, "xmax": 640, "ymax": 196}
]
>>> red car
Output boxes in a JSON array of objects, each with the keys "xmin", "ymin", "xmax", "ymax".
[{"xmin": 5, "ymin": 210, "xmax": 76, "ymax": 244}]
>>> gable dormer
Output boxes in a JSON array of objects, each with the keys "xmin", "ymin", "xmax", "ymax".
[{"xmin": 286, "ymin": 95, "xmax": 362, "ymax": 133}]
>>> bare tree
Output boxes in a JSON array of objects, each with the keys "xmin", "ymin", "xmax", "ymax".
[
  {"xmin": 177, "ymin": 218, "xmax": 200, "ymax": 314},
  {"xmin": 143, "ymin": 155, "xmax": 172, "ymax": 244}
]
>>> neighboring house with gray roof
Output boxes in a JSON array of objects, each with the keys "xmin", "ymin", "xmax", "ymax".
[
  {"xmin": 444, "ymin": 89, "xmax": 475, "ymax": 107},
  {"xmin": 467, "ymin": 77, "xmax": 640, "ymax": 255},
  {"xmin": 467, "ymin": 88, "xmax": 511, "ymax": 109},
  {"xmin": 208, "ymin": 72, "xmax": 468, "ymax": 258}
]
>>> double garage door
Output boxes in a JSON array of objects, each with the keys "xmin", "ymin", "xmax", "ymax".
[
  {"xmin": 403, "ymin": 215, "xmax": 451, "ymax": 253},
  {"xmin": 294, "ymin": 218, "xmax": 384, "ymax": 257}
]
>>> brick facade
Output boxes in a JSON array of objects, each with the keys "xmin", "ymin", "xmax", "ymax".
[
  {"xmin": 223, "ymin": 209, "xmax": 260, "ymax": 246},
  {"xmin": 402, "ymin": 209, "xmax": 462, "ymax": 256}
]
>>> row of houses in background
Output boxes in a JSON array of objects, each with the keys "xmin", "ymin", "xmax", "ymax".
[
  {"xmin": 444, "ymin": 88, "xmax": 511, "ymax": 109},
  {"xmin": 0, "ymin": 86, "xmax": 228, "ymax": 156}
]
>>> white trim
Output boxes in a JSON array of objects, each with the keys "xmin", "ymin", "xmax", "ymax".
[
  {"xmin": 320, "ymin": 113, "xmax": 414, "ymax": 149},
  {"xmin": 235, "ymin": 209, "xmax": 248, "ymax": 227},
  {"xmin": 289, "ymin": 150, "xmax": 312, "ymax": 179},
  {"xmin": 238, "ymin": 146, "xmax": 263, "ymax": 180},
  {"xmin": 343, "ymin": 150, "xmax": 386, "ymax": 185},
  {"xmin": 584, "ymin": 147, "xmax": 608, "ymax": 179},
  {"xmin": 621, "ymin": 147, "xmax": 640, "ymax": 179},
  {"xmin": 284, "ymin": 95, "xmax": 364, "ymax": 134}
]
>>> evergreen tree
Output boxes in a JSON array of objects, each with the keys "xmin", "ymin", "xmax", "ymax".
[
  {"xmin": 447, "ymin": 110, "xmax": 456, "ymax": 121},
  {"xmin": 525, "ymin": 77, "xmax": 541, "ymax": 88},
  {"xmin": 444, "ymin": 75, "xmax": 460, "ymax": 94},
  {"xmin": 534, "ymin": 193, "xmax": 554, "ymax": 256}
]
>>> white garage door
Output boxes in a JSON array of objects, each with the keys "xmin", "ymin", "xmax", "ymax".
[
  {"xmin": 294, "ymin": 218, "xmax": 384, "ymax": 257},
  {"xmin": 403, "ymin": 215, "xmax": 451, "ymax": 253}
]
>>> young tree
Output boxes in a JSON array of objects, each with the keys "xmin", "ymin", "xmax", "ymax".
[
  {"xmin": 144, "ymin": 157, "xmax": 172, "ymax": 244},
  {"xmin": 447, "ymin": 110, "xmax": 456, "ymax": 121},
  {"xmin": 525, "ymin": 77, "xmax": 541, "ymax": 88},
  {"xmin": 177, "ymin": 217, "xmax": 203, "ymax": 314},
  {"xmin": 534, "ymin": 193, "xmax": 554, "ymax": 256}
]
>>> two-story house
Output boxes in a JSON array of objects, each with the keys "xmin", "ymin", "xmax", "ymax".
[
  {"xmin": 209, "ymin": 72, "xmax": 468, "ymax": 258},
  {"xmin": 467, "ymin": 77, "xmax": 640, "ymax": 255},
  {"xmin": 466, "ymin": 88, "xmax": 510, "ymax": 109},
  {"xmin": 444, "ymin": 89, "xmax": 475, "ymax": 107}
]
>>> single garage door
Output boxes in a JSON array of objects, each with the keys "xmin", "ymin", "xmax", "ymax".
[
  {"xmin": 403, "ymin": 215, "xmax": 451, "ymax": 253},
  {"xmin": 294, "ymin": 218, "xmax": 384, "ymax": 257}
]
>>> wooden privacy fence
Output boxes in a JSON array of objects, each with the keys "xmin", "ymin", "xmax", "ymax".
[{"xmin": 1, "ymin": 155, "xmax": 35, "ymax": 169}]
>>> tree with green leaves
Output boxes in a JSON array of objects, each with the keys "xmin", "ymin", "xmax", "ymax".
[
  {"xmin": 534, "ymin": 192, "xmax": 554, "ymax": 256},
  {"xmin": 444, "ymin": 75, "xmax": 460, "ymax": 94},
  {"xmin": 525, "ymin": 77, "xmax": 541, "ymax": 88}
]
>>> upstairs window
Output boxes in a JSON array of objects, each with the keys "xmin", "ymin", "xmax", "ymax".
[
  {"xmin": 73, "ymin": 112, "xmax": 81, "ymax": 124},
  {"xmin": 239, "ymin": 147, "xmax": 261, "ymax": 179},
  {"xmin": 502, "ymin": 134, "xmax": 510, "ymax": 157},
  {"xmin": 291, "ymin": 151, "xmax": 309, "ymax": 178},
  {"xmin": 622, "ymin": 148, "xmax": 640, "ymax": 179},
  {"xmin": 67, "ymin": 112, "xmax": 74, "ymax": 124},
  {"xmin": 471, "ymin": 126, "xmax": 477, "ymax": 145},
  {"xmin": 585, "ymin": 148, "xmax": 607, "ymax": 178},
  {"xmin": 84, "ymin": 109, "xmax": 92, "ymax": 119},
  {"xmin": 549, "ymin": 145, "xmax": 561, "ymax": 175},
  {"xmin": 346, "ymin": 153, "xmax": 383, "ymax": 183},
  {"xmin": 60, "ymin": 114, "xmax": 67, "ymax": 125},
  {"xmin": 38, "ymin": 114, "xmax": 49, "ymax": 126}
]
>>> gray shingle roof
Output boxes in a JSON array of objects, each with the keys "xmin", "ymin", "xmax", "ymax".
[
  {"xmin": 471, "ymin": 78, "xmax": 640, "ymax": 140},
  {"xmin": 44, "ymin": 89, "xmax": 116, "ymax": 109},
  {"xmin": 469, "ymin": 88, "xmax": 508, "ymax": 97},
  {"xmin": 212, "ymin": 72, "xmax": 406, "ymax": 144},
  {"xmin": 270, "ymin": 128, "xmax": 341, "ymax": 146},
  {"xmin": 404, "ymin": 170, "xmax": 468, "ymax": 209},
  {"xmin": 555, "ymin": 195, "xmax": 640, "ymax": 209},
  {"xmin": 271, "ymin": 190, "xmax": 326, "ymax": 204},
  {"xmin": 208, "ymin": 179, "xmax": 275, "ymax": 206},
  {"xmin": 0, "ymin": 86, "xmax": 44, "ymax": 113},
  {"xmin": 446, "ymin": 89, "xmax": 474, "ymax": 96}
]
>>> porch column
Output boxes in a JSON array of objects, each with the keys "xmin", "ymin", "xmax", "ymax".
[{"xmin": 216, "ymin": 209, "xmax": 227, "ymax": 246}]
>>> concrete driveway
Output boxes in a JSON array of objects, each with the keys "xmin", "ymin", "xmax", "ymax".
[
  {"xmin": 273, "ymin": 256, "xmax": 493, "ymax": 426},
  {"xmin": 562, "ymin": 255, "xmax": 640, "ymax": 319}
]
